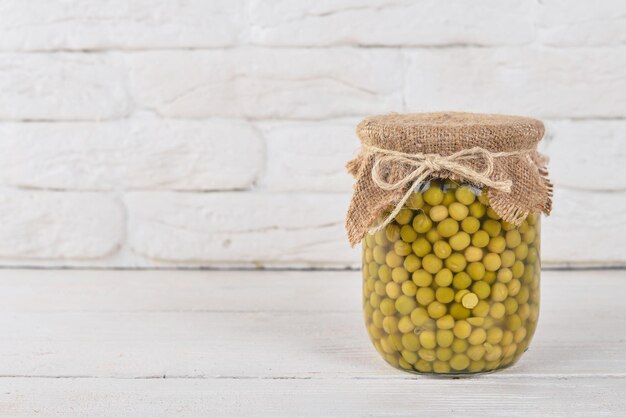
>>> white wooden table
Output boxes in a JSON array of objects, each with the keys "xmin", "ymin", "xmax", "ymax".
[{"xmin": 0, "ymin": 269, "xmax": 624, "ymax": 417}]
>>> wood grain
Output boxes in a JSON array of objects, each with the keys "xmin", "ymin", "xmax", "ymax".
[{"xmin": 0, "ymin": 269, "xmax": 624, "ymax": 416}]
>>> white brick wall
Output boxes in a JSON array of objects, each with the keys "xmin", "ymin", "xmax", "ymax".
[{"xmin": 0, "ymin": 0, "xmax": 624, "ymax": 268}]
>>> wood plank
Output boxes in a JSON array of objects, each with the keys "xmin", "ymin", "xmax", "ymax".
[
  {"xmin": 0, "ymin": 377, "xmax": 624, "ymax": 418},
  {"xmin": 0, "ymin": 270, "xmax": 623, "ymax": 378}
]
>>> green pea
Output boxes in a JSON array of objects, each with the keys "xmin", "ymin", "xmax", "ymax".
[
  {"xmin": 401, "ymin": 349, "xmax": 418, "ymax": 364},
  {"xmin": 437, "ymin": 218, "xmax": 459, "ymax": 238},
  {"xmin": 464, "ymin": 246, "xmax": 483, "ymax": 262},
  {"xmin": 507, "ymin": 314, "xmax": 522, "ymax": 331},
  {"xmin": 472, "ymin": 300, "xmax": 490, "ymax": 318},
  {"xmin": 461, "ymin": 292, "xmax": 479, "ymax": 309},
  {"xmin": 453, "ymin": 320, "xmax": 472, "ymax": 339},
  {"xmin": 378, "ymin": 265, "xmax": 392, "ymax": 282},
  {"xmin": 425, "ymin": 228, "xmax": 442, "ymax": 243},
  {"xmin": 429, "ymin": 205, "xmax": 449, "ymax": 222},
  {"xmin": 412, "ymin": 214, "xmax": 433, "ymax": 233},
  {"xmin": 433, "ymin": 240, "xmax": 452, "ymax": 259},
  {"xmin": 449, "ymin": 202, "xmax": 469, "ymax": 221},
  {"xmin": 436, "ymin": 314, "xmax": 455, "ymax": 330},
  {"xmin": 455, "ymin": 186, "xmax": 476, "ymax": 205},
  {"xmin": 449, "ymin": 302, "xmax": 471, "ymax": 319},
  {"xmin": 436, "ymin": 347, "xmax": 453, "ymax": 361},
  {"xmin": 471, "ymin": 281, "xmax": 491, "ymax": 300},
  {"xmin": 402, "ymin": 333, "xmax": 420, "ymax": 351},
  {"xmin": 486, "ymin": 327, "xmax": 503, "ymax": 344},
  {"xmin": 418, "ymin": 348, "xmax": 436, "ymax": 362},
  {"xmin": 374, "ymin": 280, "xmax": 386, "ymax": 296},
  {"xmin": 467, "ymin": 344, "xmax": 486, "ymax": 361},
  {"xmin": 461, "ymin": 216, "xmax": 480, "ymax": 234},
  {"xmin": 489, "ymin": 302, "xmax": 506, "ymax": 319},
  {"xmin": 400, "ymin": 225, "xmax": 418, "ymax": 243},
  {"xmin": 512, "ymin": 260, "xmax": 525, "ymax": 279},
  {"xmin": 374, "ymin": 230, "xmax": 389, "ymax": 246},
  {"xmin": 416, "ymin": 287, "xmax": 435, "ymax": 305},
  {"xmin": 380, "ymin": 298, "xmax": 396, "ymax": 315},
  {"xmin": 468, "ymin": 328, "xmax": 487, "ymax": 345},
  {"xmin": 395, "ymin": 208, "xmax": 413, "ymax": 225},
  {"xmin": 500, "ymin": 250, "xmax": 516, "ymax": 268},
  {"xmin": 427, "ymin": 301, "xmax": 447, "ymax": 319},
  {"xmin": 382, "ymin": 316, "xmax": 399, "ymax": 334},
  {"xmin": 450, "ymin": 354, "xmax": 470, "ymax": 371},
  {"xmin": 515, "ymin": 242, "xmax": 529, "ymax": 260},
  {"xmin": 436, "ymin": 287, "xmax": 455, "ymax": 304},
  {"xmin": 449, "ymin": 232, "xmax": 471, "ymax": 251},
  {"xmin": 412, "ymin": 238, "xmax": 432, "ymax": 257},
  {"xmin": 497, "ymin": 268, "xmax": 513, "ymax": 283},
  {"xmin": 423, "ymin": 254, "xmax": 443, "ymax": 274},
  {"xmin": 452, "ymin": 272, "xmax": 472, "ymax": 289},
  {"xmin": 507, "ymin": 279, "xmax": 521, "ymax": 297},
  {"xmin": 504, "ymin": 297, "xmax": 519, "ymax": 315},
  {"xmin": 482, "ymin": 219, "xmax": 502, "ymax": 237},
  {"xmin": 445, "ymin": 253, "xmax": 467, "ymax": 273},
  {"xmin": 407, "ymin": 193, "xmax": 424, "ymax": 210},
  {"xmin": 419, "ymin": 330, "xmax": 437, "ymax": 349},
  {"xmin": 505, "ymin": 230, "xmax": 522, "ymax": 248},
  {"xmin": 373, "ymin": 246, "xmax": 386, "ymax": 264},
  {"xmin": 394, "ymin": 240, "xmax": 412, "ymax": 256},
  {"xmin": 486, "ymin": 207, "xmax": 501, "ymax": 220},
  {"xmin": 487, "ymin": 236, "xmax": 506, "ymax": 254},
  {"xmin": 466, "ymin": 262, "xmax": 485, "ymax": 280},
  {"xmin": 385, "ymin": 282, "xmax": 401, "ymax": 299},
  {"xmin": 423, "ymin": 186, "xmax": 444, "ymax": 206},
  {"xmin": 451, "ymin": 338, "xmax": 468, "ymax": 354},
  {"xmin": 472, "ymin": 230, "xmax": 490, "ymax": 248},
  {"xmin": 391, "ymin": 267, "xmax": 409, "ymax": 283},
  {"xmin": 372, "ymin": 309, "xmax": 384, "ymax": 328},
  {"xmin": 385, "ymin": 224, "xmax": 401, "ymax": 242},
  {"xmin": 401, "ymin": 280, "xmax": 417, "ymax": 296},
  {"xmin": 523, "ymin": 227, "xmax": 537, "ymax": 244},
  {"xmin": 483, "ymin": 253, "xmax": 501, "ymax": 272},
  {"xmin": 469, "ymin": 201, "xmax": 487, "ymax": 219},
  {"xmin": 403, "ymin": 254, "xmax": 421, "ymax": 272},
  {"xmin": 410, "ymin": 307, "xmax": 430, "ymax": 326},
  {"xmin": 398, "ymin": 316, "xmax": 415, "ymax": 334},
  {"xmin": 436, "ymin": 329, "xmax": 454, "ymax": 348},
  {"xmin": 396, "ymin": 295, "xmax": 417, "ymax": 315},
  {"xmin": 442, "ymin": 189, "xmax": 456, "ymax": 206},
  {"xmin": 412, "ymin": 269, "xmax": 433, "ymax": 287},
  {"xmin": 434, "ymin": 268, "xmax": 453, "ymax": 287}
]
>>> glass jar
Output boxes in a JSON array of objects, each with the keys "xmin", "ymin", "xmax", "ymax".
[{"xmin": 362, "ymin": 179, "xmax": 540, "ymax": 374}]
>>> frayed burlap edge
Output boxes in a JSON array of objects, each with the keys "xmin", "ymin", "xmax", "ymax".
[{"xmin": 345, "ymin": 112, "xmax": 553, "ymax": 247}]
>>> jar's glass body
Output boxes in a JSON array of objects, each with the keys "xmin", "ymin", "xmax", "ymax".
[{"xmin": 362, "ymin": 180, "xmax": 540, "ymax": 374}]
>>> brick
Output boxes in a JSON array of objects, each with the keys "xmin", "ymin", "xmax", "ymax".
[
  {"xmin": 249, "ymin": 0, "xmax": 533, "ymax": 47},
  {"xmin": 128, "ymin": 49, "xmax": 405, "ymax": 119},
  {"xmin": 0, "ymin": 0, "xmax": 242, "ymax": 50},
  {"xmin": 543, "ymin": 188, "xmax": 626, "ymax": 265},
  {"xmin": 0, "ymin": 53, "xmax": 129, "ymax": 120},
  {"xmin": 125, "ymin": 192, "xmax": 359, "ymax": 267},
  {"xmin": 540, "ymin": 120, "xmax": 626, "ymax": 191},
  {"xmin": 0, "ymin": 190, "xmax": 123, "ymax": 259},
  {"xmin": 0, "ymin": 119, "xmax": 262, "ymax": 190},
  {"xmin": 537, "ymin": 0, "xmax": 626, "ymax": 46},
  {"xmin": 405, "ymin": 48, "xmax": 626, "ymax": 118},
  {"xmin": 258, "ymin": 119, "xmax": 360, "ymax": 192}
]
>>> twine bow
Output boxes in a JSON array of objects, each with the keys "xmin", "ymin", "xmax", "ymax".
[{"xmin": 364, "ymin": 144, "xmax": 531, "ymax": 234}]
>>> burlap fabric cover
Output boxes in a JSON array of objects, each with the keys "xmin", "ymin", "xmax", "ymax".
[{"xmin": 346, "ymin": 112, "xmax": 552, "ymax": 246}]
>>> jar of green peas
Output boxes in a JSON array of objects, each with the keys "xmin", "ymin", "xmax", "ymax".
[{"xmin": 346, "ymin": 113, "xmax": 552, "ymax": 375}]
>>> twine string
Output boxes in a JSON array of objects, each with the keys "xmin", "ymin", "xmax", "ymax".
[{"xmin": 364, "ymin": 145, "xmax": 532, "ymax": 235}]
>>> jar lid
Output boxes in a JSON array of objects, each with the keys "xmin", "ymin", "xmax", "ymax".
[
  {"xmin": 345, "ymin": 112, "xmax": 552, "ymax": 246},
  {"xmin": 356, "ymin": 112, "xmax": 545, "ymax": 153}
]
